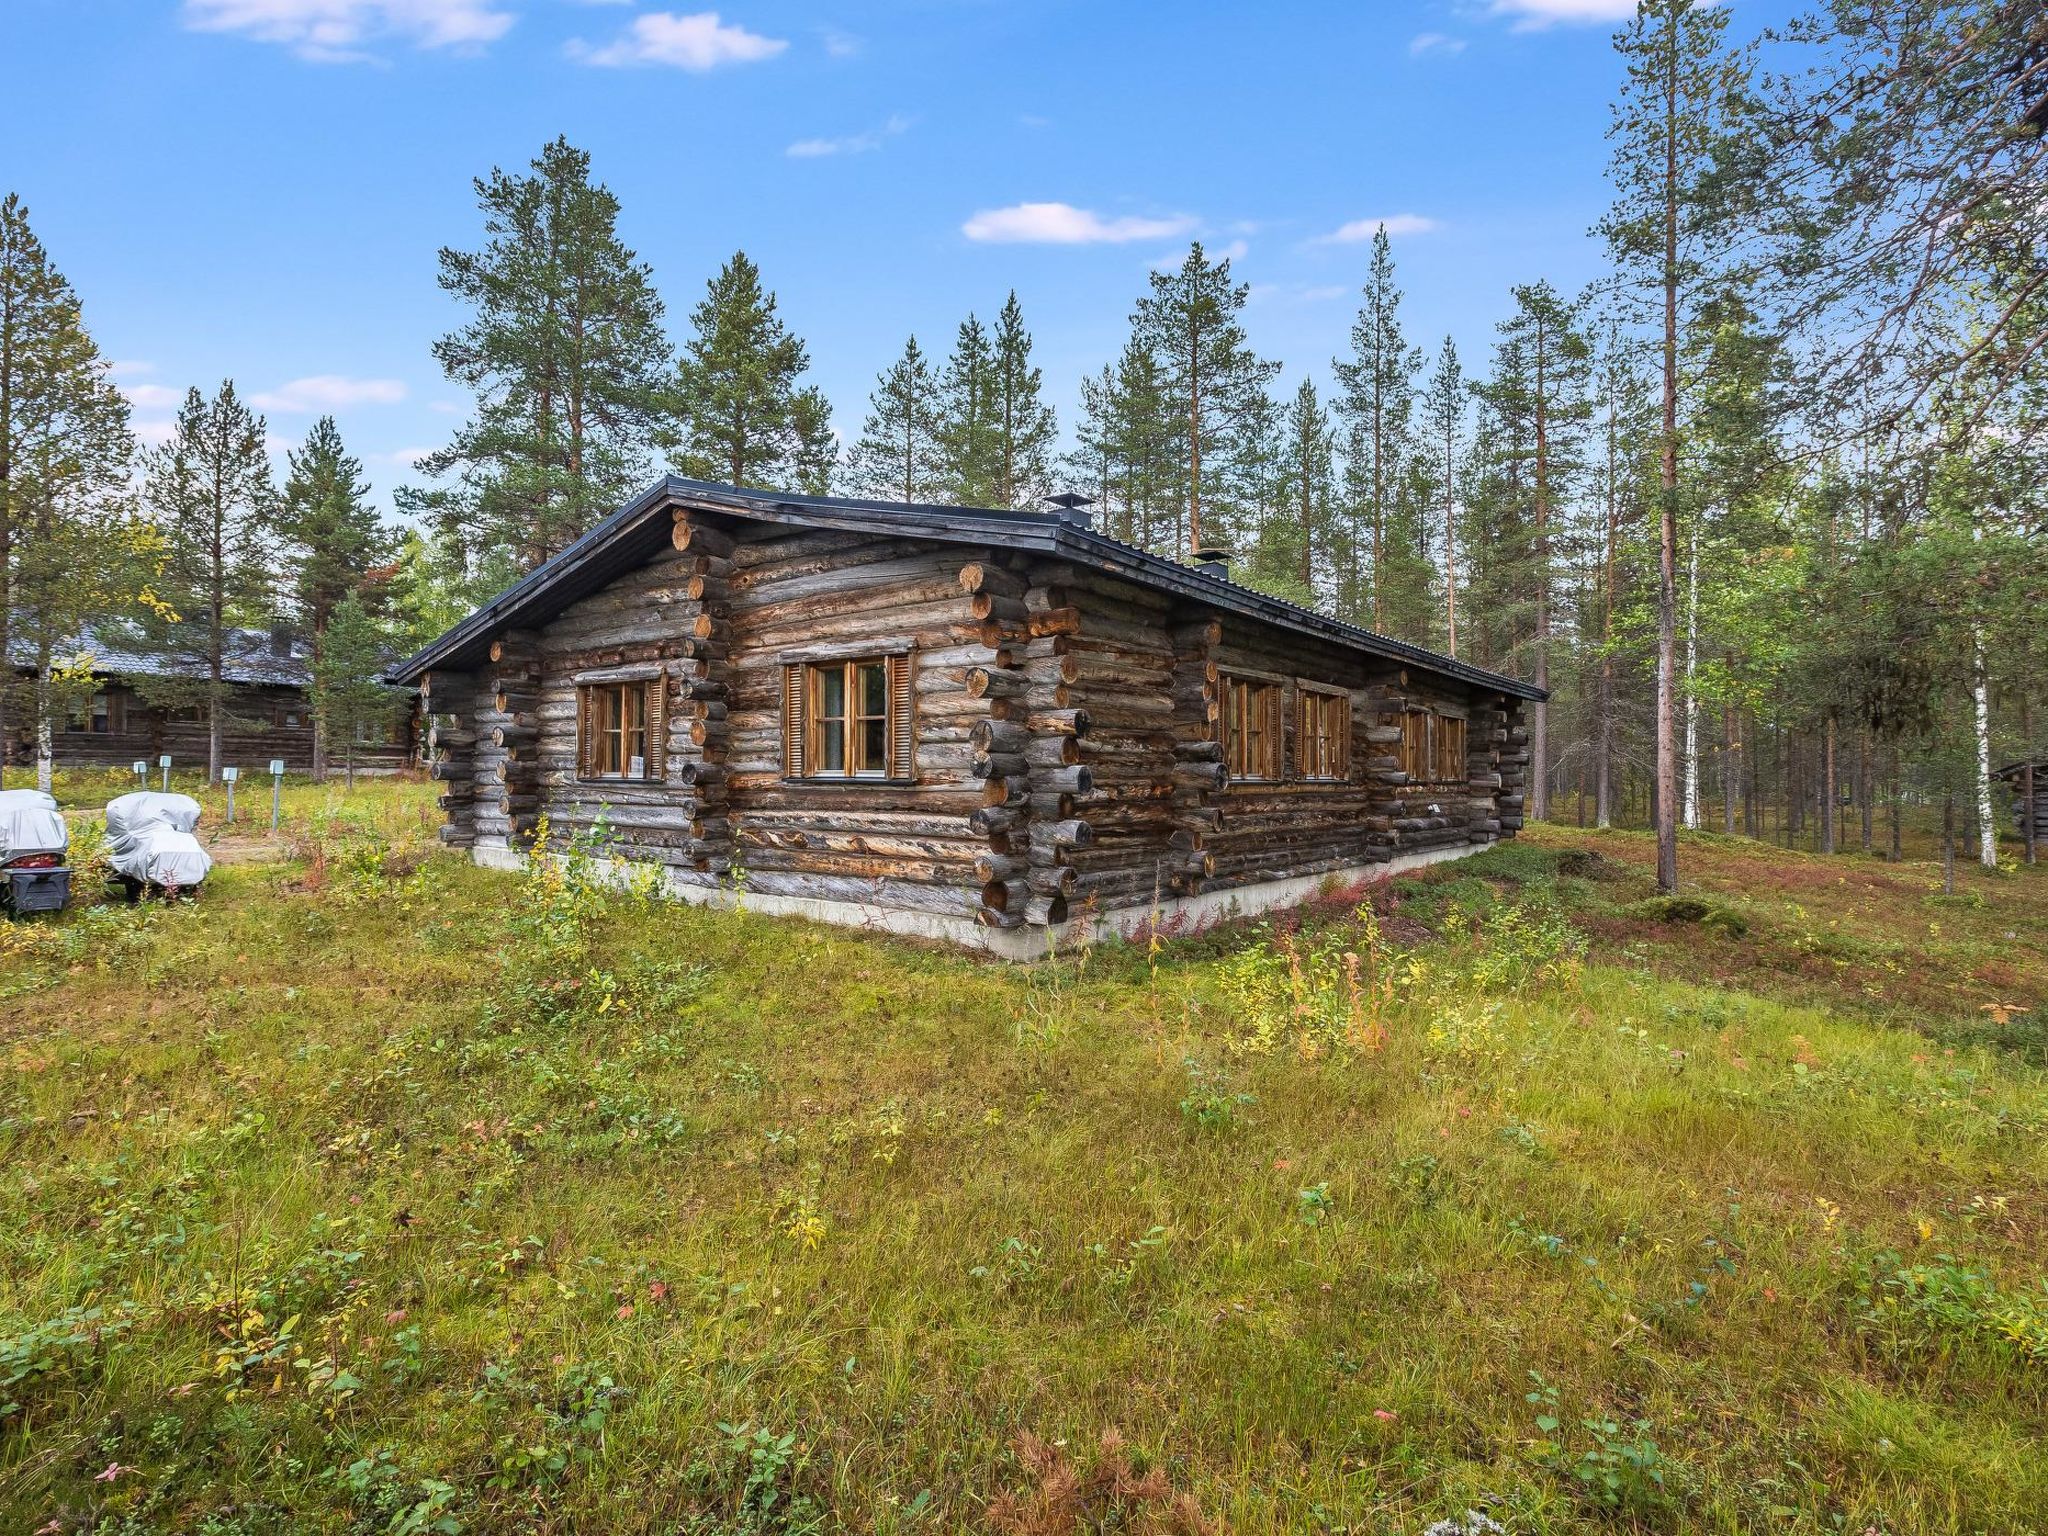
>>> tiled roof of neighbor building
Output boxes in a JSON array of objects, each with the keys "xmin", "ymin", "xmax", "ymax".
[
  {"xmin": 388, "ymin": 476, "xmax": 1547, "ymax": 701},
  {"xmin": 9, "ymin": 623, "xmax": 312, "ymax": 688}
]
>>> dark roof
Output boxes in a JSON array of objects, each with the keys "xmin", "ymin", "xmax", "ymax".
[
  {"xmin": 387, "ymin": 476, "xmax": 1546, "ymax": 701},
  {"xmin": 10, "ymin": 623, "xmax": 312, "ymax": 688}
]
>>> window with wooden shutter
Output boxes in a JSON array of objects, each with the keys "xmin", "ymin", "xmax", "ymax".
[
  {"xmin": 1388, "ymin": 707, "xmax": 1467, "ymax": 785},
  {"xmin": 643, "ymin": 676, "xmax": 668, "ymax": 782},
  {"xmin": 1296, "ymin": 686, "xmax": 1350, "ymax": 781},
  {"xmin": 1221, "ymin": 675, "xmax": 1284, "ymax": 781},
  {"xmin": 782, "ymin": 653, "xmax": 915, "ymax": 781},
  {"xmin": 576, "ymin": 680, "xmax": 657, "ymax": 780},
  {"xmin": 782, "ymin": 663, "xmax": 807, "ymax": 778},
  {"xmin": 886, "ymin": 653, "xmax": 914, "ymax": 781}
]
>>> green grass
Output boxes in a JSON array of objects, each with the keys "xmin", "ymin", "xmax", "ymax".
[{"xmin": 3, "ymin": 784, "xmax": 2046, "ymax": 1533}]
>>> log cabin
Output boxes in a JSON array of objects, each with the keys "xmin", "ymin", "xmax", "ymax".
[
  {"xmin": 388, "ymin": 478, "xmax": 1545, "ymax": 957},
  {"xmin": 1994, "ymin": 757, "xmax": 2045, "ymax": 856},
  {"xmin": 7, "ymin": 623, "xmax": 415, "ymax": 777}
]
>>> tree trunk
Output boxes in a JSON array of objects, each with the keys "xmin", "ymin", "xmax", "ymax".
[
  {"xmin": 1888, "ymin": 745, "xmax": 1903, "ymax": 863},
  {"xmin": 33, "ymin": 662, "xmax": 53, "ymax": 794},
  {"xmin": 1820, "ymin": 713, "xmax": 1837, "ymax": 856},
  {"xmin": 1942, "ymin": 788, "xmax": 1956, "ymax": 895},
  {"xmin": 1682, "ymin": 527, "xmax": 1699, "ymax": 828},
  {"xmin": 1973, "ymin": 622, "xmax": 1997, "ymax": 867},
  {"xmin": 1652, "ymin": 22, "xmax": 1681, "ymax": 894},
  {"xmin": 1858, "ymin": 726, "xmax": 1874, "ymax": 853},
  {"xmin": 1721, "ymin": 704, "xmax": 1737, "ymax": 835}
]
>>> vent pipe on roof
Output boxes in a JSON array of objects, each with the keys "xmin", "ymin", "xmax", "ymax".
[
  {"xmin": 1192, "ymin": 545, "xmax": 1233, "ymax": 582},
  {"xmin": 1042, "ymin": 491, "xmax": 1094, "ymax": 530}
]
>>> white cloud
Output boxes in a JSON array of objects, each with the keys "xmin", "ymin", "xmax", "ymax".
[
  {"xmin": 569, "ymin": 11, "xmax": 787, "ymax": 69},
  {"xmin": 426, "ymin": 399, "xmax": 464, "ymax": 414},
  {"xmin": 122, "ymin": 383, "xmax": 186, "ymax": 410},
  {"xmin": 107, "ymin": 359, "xmax": 157, "ymax": 379},
  {"xmin": 249, "ymin": 375, "xmax": 408, "ymax": 412},
  {"xmin": 1409, "ymin": 31, "xmax": 1467, "ymax": 56},
  {"xmin": 380, "ymin": 445, "xmax": 441, "ymax": 469},
  {"xmin": 819, "ymin": 26, "xmax": 861, "ymax": 58},
  {"xmin": 786, "ymin": 112, "xmax": 910, "ymax": 158},
  {"xmin": 132, "ymin": 418, "xmax": 178, "ymax": 448},
  {"xmin": 962, "ymin": 202, "xmax": 1197, "ymax": 245},
  {"xmin": 181, "ymin": 0, "xmax": 513, "ymax": 62},
  {"xmin": 1489, "ymin": 0, "xmax": 1636, "ymax": 29},
  {"xmin": 1312, "ymin": 213, "xmax": 1441, "ymax": 244}
]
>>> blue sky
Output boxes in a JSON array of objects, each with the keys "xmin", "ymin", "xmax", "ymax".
[{"xmin": 5, "ymin": 0, "xmax": 1788, "ymax": 511}]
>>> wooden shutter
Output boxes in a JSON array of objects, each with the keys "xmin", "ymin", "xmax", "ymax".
[
  {"xmin": 886, "ymin": 653, "xmax": 914, "ymax": 781},
  {"xmin": 577, "ymin": 686, "xmax": 597, "ymax": 779},
  {"xmin": 782, "ymin": 663, "xmax": 806, "ymax": 779},
  {"xmin": 644, "ymin": 676, "xmax": 669, "ymax": 782}
]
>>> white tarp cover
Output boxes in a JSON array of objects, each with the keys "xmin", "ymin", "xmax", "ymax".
[
  {"xmin": 103, "ymin": 792, "xmax": 212, "ymax": 888},
  {"xmin": 0, "ymin": 789, "xmax": 67, "ymax": 864}
]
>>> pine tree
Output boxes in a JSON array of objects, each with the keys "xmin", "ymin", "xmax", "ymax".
[
  {"xmin": 0, "ymin": 194, "xmax": 139, "ymax": 790},
  {"xmin": 1418, "ymin": 338, "xmax": 1466, "ymax": 655},
  {"xmin": 990, "ymin": 292, "xmax": 1057, "ymax": 508},
  {"xmin": 1256, "ymin": 379, "xmax": 1333, "ymax": 607},
  {"xmin": 673, "ymin": 250, "xmax": 819, "ymax": 489},
  {"xmin": 140, "ymin": 381, "xmax": 277, "ymax": 783},
  {"xmin": 277, "ymin": 416, "xmax": 388, "ymax": 780},
  {"xmin": 789, "ymin": 385, "xmax": 838, "ymax": 495},
  {"xmin": 1485, "ymin": 281, "xmax": 1592, "ymax": 819},
  {"xmin": 402, "ymin": 137, "xmax": 671, "ymax": 577},
  {"xmin": 1602, "ymin": 0, "xmax": 1745, "ymax": 890},
  {"xmin": 846, "ymin": 337, "xmax": 944, "ymax": 503},
  {"xmin": 937, "ymin": 315, "xmax": 1001, "ymax": 505},
  {"xmin": 1333, "ymin": 228, "xmax": 1422, "ymax": 630},
  {"xmin": 313, "ymin": 592, "xmax": 406, "ymax": 790},
  {"xmin": 1132, "ymin": 242, "xmax": 1278, "ymax": 557}
]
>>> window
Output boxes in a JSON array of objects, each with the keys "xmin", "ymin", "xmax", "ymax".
[
  {"xmin": 66, "ymin": 692, "xmax": 114, "ymax": 734},
  {"xmin": 1222, "ymin": 676, "xmax": 1284, "ymax": 782},
  {"xmin": 782, "ymin": 655, "xmax": 913, "ymax": 781},
  {"xmin": 578, "ymin": 678, "xmax": 668, "ymax": 781},
  {"xmin": 1392, "ymin": 709, "xmax": 1468, "ymax": 785},
  {"xmin": 1296, "ymin": 688, "xmax": 1351, "ymax": 781}
]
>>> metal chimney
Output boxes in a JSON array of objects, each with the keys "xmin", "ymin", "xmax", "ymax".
[
  {"xmin": 1042, "ymin": 491, "xmax": 1095, "ymax": 530},
  {"xmin": 1192, "ymin": 545, "xmax": 1233, "ymax": 581}
]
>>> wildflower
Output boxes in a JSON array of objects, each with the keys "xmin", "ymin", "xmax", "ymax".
[
  {"xmin": 95, "ymin": 1463, "xmax": 134, "ymax": 1483},
  {"xmin": 1373, "ymin": 1408, "xmax": 1398, "ymax": 1422}
]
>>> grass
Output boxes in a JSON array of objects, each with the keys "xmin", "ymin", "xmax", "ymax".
[{"xmin": 2, "ymin": 781, "xmax": 2046, "ymax": 1533}]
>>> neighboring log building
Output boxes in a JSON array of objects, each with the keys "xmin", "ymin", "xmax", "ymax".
[
  {"xmin": 6, "ymin": 624, "xmax": 414, "ymax": 776},
  {"xmin": 1994, "ymin": 758, "xmax": 2047, "ymax": 856},
  {"xmin": 389, "ymin": 478, "xmax": 1546, "ymax": 956}
]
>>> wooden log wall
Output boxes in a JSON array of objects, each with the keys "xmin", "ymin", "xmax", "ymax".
[
  {"xmin": 425, "ymin": 668, "xmax": 480, "ymax": 847},
  {"xmin": 719, "ymin": 526, "xmax": 998, "ymax": 920},
  {"xmin": 473, "ymin": 631, "xmax": 540, "ymax": 844},
  {"xmin": 519, "ymin": 532, "xmax": 719, "ymax": 868}
]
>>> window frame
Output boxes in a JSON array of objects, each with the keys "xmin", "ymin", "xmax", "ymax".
[
  {"xmin": 576, "ymin": 677, "xmax": 667, "ymax": 783},
  {"xmin": 1295, "ymin": 685, "xmax": 1352, "ymax": 783},
  {"xmin": 1221, "ymin": 674, "xmax": 1285, "ymax": 784},
  {"xmin": 1391, "ymin": 706, "xmax": 1470, "ymax": 786},
  {"xmin": 781, "ymin": 652, "xmax": 915, "ymax": 784}
]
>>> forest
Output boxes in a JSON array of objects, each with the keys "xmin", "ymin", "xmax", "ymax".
[{"xmin": 3, "ymin": 0, "xmax": 2045, "ymax": 900}]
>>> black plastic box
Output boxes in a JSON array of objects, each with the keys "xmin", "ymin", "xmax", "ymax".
[{"xmin": 3, "ymin": 866, "xmax": 71, "ymax": 914}]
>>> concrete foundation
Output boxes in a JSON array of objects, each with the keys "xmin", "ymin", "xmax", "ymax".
[{"xmin": 470, "ymin": 840, "xmax": 1491, "ymax": 960}]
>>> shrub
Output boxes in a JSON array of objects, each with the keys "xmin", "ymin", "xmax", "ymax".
[
  {"xmin": 1627, "ymin": 895, "xmax": 1751, "ymax": 938},
  {"xmin": 1214, "ymin": 905, "xmax": 1399, "ymax": 1058}
]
